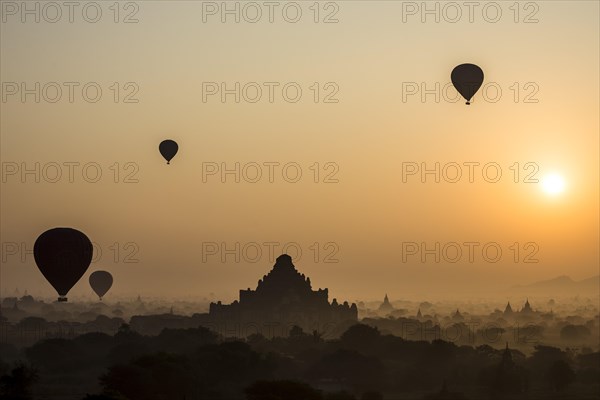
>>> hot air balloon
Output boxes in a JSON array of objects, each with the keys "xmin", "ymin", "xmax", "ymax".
[
  {"xmin": 33, "ymin": 227, "xmax": 93, "ymax": 302},
  {"xmin": 159, "ymin": 139, "xmax": 178, "ymax": 164},
  {"xmin": 89, "ymin": 270, "xmax": 113, "ymax": 300},
  {"xmin": 451, "ymin": 64, "xmax": 484, "ymax": 105}
]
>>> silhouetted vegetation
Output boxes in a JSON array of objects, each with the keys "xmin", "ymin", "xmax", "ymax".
[
  {"xmin": 0, "ymin": 363, "xmax": 38, "ymax": 400},
  {"xmin": 0, "ymin": 322, "xmax": 597, "ymax": 399},
  {"xmin": 245, "ymin": 380, "xmax": 322, "ymax": 400},
  {"xmin": 545, "ymin": 360, "xmax": 576, "ymax": 392}
]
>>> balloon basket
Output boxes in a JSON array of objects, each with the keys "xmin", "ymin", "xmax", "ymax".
[{"xmin": 57, "ymin": 297, "xmax": 68, "ymax": 302}]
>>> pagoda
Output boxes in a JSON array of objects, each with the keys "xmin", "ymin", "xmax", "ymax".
[{"xmin": 207, "ymin": 254, "xmax": 358, "ymax": 337}]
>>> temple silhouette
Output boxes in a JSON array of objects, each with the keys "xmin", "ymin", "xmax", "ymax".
[
  {"xmin": 128, "ymin": 255, "xmax": 358, "ymax": 337},
  {"xmin": 204, "ymin": 254, "xmax": 358, "ymax": 338},
  {"xmin": 378, "ymin": 294, "xmax": 394, "ymax": 314},
  {"xmin": 502, "ymin": 298, "xmax": 538, "ymax": 319}
]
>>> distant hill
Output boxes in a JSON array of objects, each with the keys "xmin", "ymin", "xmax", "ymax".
[{"xmin": 512, "ymin": 275, "xmax": 599, "ymax": 295}]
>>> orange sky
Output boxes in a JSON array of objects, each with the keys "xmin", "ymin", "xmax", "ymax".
[{"xmin": 1, "ymin": 1, "xmax": 598, "ymax": 301}]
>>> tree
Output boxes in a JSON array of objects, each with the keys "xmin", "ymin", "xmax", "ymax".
[
  {"xmin": 545, "ymin": 360, "xmax": 575, "ymax": 392},
  {"xmin": 560, "ymin": 324, "xmax": 591, "ymax": 342},
  {"xmin": 340, "ymin": 324, "xmax": 380, "ymax": 351},
  {"xmin": 101, "ymin": 353, "xmax": 194, "ymax": 400},
  {"xmin": 307, "ymin": 350, "xmax": 384, "ymax": 393},
  {"xmin": 154, "ymin": 327, "xmax": 218, "ymax": 353},
  {"xmin": 80, "ymin": 395, "xmax": 124, "ymax": 400},
  {"xmin": 360, "ymin": 391, "xmax": 383, "ymax": 400},
  {"xmin": 0, "ymin": 363, "xmax": 39, "ymax": 400},
  {"xmin": 245, "ymin": 380, "xmax": 322, "ymax": 400},
  {"xmin": 576, "ymin": 352, "xmax": 600, "ymax": 385},
  {"xmin": 289, "ymin": 325, "xmax": 305, "ymax": 338},
  {"xmin": 324, "ymin": 392, "xmax": 356, "ymax": 400},
  {"xmin": 526, "ymin": 345, "xmax": 567, "ymax": 380},
  {"xmin": 25, "ymin": 338, "xmax": 82, "ymax": 371}
]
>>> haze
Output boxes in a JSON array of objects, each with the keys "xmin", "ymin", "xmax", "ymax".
[{"xmin": 1, "ymin": 1, "xmax": 598, "ymax": 302}]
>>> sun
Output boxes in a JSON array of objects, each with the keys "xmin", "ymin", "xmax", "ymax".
[{"xmin": 541, "ymin": 173, "xmax": 566, "ymax": 195}]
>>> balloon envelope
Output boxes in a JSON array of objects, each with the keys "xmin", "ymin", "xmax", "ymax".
[
  {"xmin": 159, "ymin": 140, "xmax": 178, "ymax": 164},
  {"xmin": 33, "ymin": 228, "xmax": 93, "ymax": 302},
  {"xmin": 89, "ymin": 270, "xmax": 113, "ymax": 300},
  {"xmin": 451, "ymin": 64, "xmax": 484, "ymax": 105}
]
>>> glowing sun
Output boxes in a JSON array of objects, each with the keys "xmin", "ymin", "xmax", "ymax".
[{"xmin": 541, "ymin": 173, "xmax": 566, "ymax": 195}]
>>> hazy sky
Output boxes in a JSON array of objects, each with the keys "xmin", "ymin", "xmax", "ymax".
[{"xmin": 1, "ymin": 1, "xmax": 598, "ymax": 301}]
